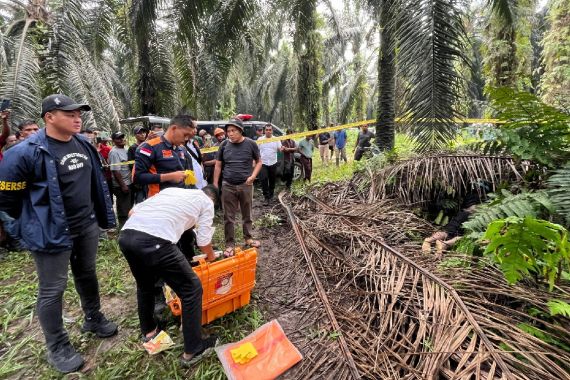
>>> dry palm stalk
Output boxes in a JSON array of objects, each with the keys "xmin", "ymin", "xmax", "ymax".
[
  {"xmin": 273, "ymin": 187, "xmax": 570, "ymax": 379},
  {"xmin": 280, "ymin": 192, "xmax": 361, "ymax": 379},
  {"xmin": 349, "ymin": 154, "xmax": 536, "ymax": 206}
]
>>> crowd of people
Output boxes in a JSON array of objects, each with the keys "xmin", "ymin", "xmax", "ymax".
[{"xmin": 0, "ymin": 93, "xmax": 382, "ymax": 374}]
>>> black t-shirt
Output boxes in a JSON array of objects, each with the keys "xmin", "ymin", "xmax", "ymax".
[
  {"xmin": 318, "ymin": 132, "xmax": 330, "ymax": 145},
  {"xmin": 217, "ymin": 138, "xmax": 260, "ymax": 185},
  {"xmin": 357, "ymin": 130, "xmax": 375, "ymax": 149},
  {"xmin": 47, "ymin": 136, "xmax": 95, "ymax": 233}
]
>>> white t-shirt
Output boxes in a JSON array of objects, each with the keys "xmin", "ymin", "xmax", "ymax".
[
  {"xmin": 258, "ymin": 136, "xmax": 281, "ymax": 166},
  {"xmin": 122, "ymin": 188, "xmax": 214, "ymax": 246}
]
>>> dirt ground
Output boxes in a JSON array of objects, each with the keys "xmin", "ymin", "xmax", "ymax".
[{"xmin": 251, "ymin": 192, "xmax": 348, "ymax": 379}]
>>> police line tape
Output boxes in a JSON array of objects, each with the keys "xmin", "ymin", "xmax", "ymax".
[{"xmin": 107, "ymin": 117, "xmax": 502, "ymax": 166}]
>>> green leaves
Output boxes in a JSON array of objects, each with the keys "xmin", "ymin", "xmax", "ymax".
[
  {"xmin": 483, "ymin": 216, "xmax": 570, "ymax": 290},
  {"xmin": 547, "ymin": 299, "xmax": 570, "ymax": 318},
  {"xmin": 481, "ymin": 88, "xmax": 570, "ymax": 168},
  {"xmin": 463, "ymin": 190, "xmax": 553, "ymax": 236}
]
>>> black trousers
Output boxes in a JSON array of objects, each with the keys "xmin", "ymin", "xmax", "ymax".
[
  {"xmin": 282, "ymin": 160, "xmax": 294, "ymax": 189},
  {"xmin": 260, "ymin": 163, "xmax": 277, "ymax": 200},
  {"xmin": 32, "ymin": 222, "xmax": 101, "ymax": 352},
  {"xmin": 118, "ymin": 229, "xmax": 204, "ymax": 354}
]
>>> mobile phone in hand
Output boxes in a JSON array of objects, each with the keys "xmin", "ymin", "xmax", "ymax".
[{"xmin": 0, "ymin": 99, "xmax": 12, "ymax": 112}]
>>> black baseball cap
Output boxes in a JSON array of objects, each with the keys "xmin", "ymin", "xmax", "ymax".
[
  {"xmin": 225, "ymin": 118, "xmax": 244, "ymax": 133},
  {"xmin": 41, "ymin": 94, "xmax": 91, "ymax": 117},
  {"xmin": 133, "ymin": 125, "xmax": 148, "ymax": 134},
  {"xmin": 111, "ymin": 131, "xmax": 125, "ymax": 140}
]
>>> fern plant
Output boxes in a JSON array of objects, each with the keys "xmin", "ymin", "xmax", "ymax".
[
  {"xmin": 474, "ymin": 88, "xmax": 570, "ymax": 168},
  {"xmin": 548, "ymin": 163, "xmax": 570, "ymax": 227},
  {"xmin": 547, "ymin": 299, "xmax": 570, "ymax": 318},
  {"xmin": 483, "ymin": 216, "xmax": 570, "ymax": 290},
  {"xmin": 463, "ymin": 190, "xmax": 553, "ymax": 237}
]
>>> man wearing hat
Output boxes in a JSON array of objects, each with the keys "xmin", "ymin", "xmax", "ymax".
[
  {"xmin": 213, "ymin": 119, "xmax": 262, "ymax": 256},
  {"xmin": 128, "ymin": 125, "xmax": 149, "ymax": 203},
  {"xmin": 109, "ymin": 131, "xmax": 133, "ymax": 227},
  {"xmin": 0, "ymin": 94, "xmax": 117, "ymax": 373}
]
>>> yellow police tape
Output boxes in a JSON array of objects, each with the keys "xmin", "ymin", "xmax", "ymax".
[{"xmin": 107, "ymin": 117, "xmax": 502, "ymax": 166}]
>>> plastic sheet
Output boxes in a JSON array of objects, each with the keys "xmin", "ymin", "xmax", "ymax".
[{"xmin": 216, "ymin": 319, "xmax": 302, "ymax": 380}]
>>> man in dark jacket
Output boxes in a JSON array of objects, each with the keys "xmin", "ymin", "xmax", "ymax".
[{"xmin": 0, "ymin": 94, "xmax": 118, "ymax": 374}]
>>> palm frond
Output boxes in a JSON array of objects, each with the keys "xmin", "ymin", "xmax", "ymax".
[
  {"xmin": 488, "ymin": 0, "xmax": 514, "ymax": 25},
  {"xmin": 548, "ymin": 163, "xmax": 570, "ymax": 227},
  {"xmin": 363, "ymin": 154, "xmax": 533, "ymax": 206},
  {"xmin": 395, "ymin": 0, "xmax": 467, "ymax": 152},
  {"xmin": 86, "ymin": 0, "xmax": 117, "ymax": 62},
  {"xmin": 0, "ymin": 36, "xmax": 40, "ymax": 125}
]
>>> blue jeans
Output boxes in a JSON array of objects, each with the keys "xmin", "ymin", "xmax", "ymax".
[{"xmin": 32, "ymin": 222, "xmax": 101, "ymax": 351}]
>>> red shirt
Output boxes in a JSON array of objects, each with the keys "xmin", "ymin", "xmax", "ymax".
[{"xmin": 99, "ymin": 143, "xmax": 111, "ymax": 160}]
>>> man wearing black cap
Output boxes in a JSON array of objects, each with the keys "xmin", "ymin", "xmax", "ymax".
[
  {"xmin": 109, "ymin": 131, "xmax": 133, "ymax": 227},
  {"xmin": 128, "ymin": 125, "xmax": 149, "ymax": 204},
  {"xmin": 213, "ymin": 119, "xmax": 262, "ymax": 256},
  {"xmin": 0, "ymin": 94, "xmax": 117, "ymax": 373}
]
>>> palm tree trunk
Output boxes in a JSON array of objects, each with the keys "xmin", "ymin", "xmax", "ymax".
[{"xmin": 376, "ymin": 1, "xmax": 395, "ymax": 151}]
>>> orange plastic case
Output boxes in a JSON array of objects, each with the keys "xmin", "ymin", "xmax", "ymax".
[{"xmin": 193, "ymin": 247, "xmax": 258, "ymax": 325}]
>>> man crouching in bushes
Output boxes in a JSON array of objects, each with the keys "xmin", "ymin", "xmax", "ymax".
[{"xmin": 118, "ymin": 185, "xmax": 220, "ymax": 367}]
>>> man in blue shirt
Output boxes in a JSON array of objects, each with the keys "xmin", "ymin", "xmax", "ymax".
[
  {"xmin": 333, "ymin": 128, "xmax": 348, "ymax": 166},
  {"xmin": 0, "ymin": 94, "xmax": 117, "ymax": 374}
]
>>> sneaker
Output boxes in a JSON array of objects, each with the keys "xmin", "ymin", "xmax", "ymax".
[
  {"xmin": 81, "ymin": 313, "xmax": 118, "ymax": 338},
  {"xmin": 179, "ymin": 335, "xmax": 219, "ymax": 367},
  {"xmin": 47, "ymin": 342, "xmax": 84, "ymax": 374}
]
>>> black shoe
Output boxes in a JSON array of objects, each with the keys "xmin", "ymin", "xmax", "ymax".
[
  {"xmin": 81, "ymin": 313, "xmax": 118, "ymax": 338},
  {"xmin": 47, "ymin": 342, "xmax": 84, "ymax": 374},
  {"xmin": 179, "ymin": 335, "xmax": 219, "ymax": 367}
]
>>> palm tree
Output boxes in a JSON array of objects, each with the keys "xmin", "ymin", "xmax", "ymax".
[
  {"xmin": 0, "ymin": 0, "xmax": 124, "ymax": 130},
  {"xmin": 365, "ymin": 0, "xmax": 468, "ymax": 152}
]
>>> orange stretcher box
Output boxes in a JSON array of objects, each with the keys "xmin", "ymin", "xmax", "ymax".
[{"xmin": 193, "ymin": 247, "xmax": 258, "ymax": 325}]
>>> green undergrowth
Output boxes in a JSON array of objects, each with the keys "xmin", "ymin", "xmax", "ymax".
[{"xmin": 0, "ymin": 233, "xmax": 265, "ymax": 379}]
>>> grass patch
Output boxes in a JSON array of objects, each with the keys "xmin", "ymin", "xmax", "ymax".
[{"xmin": 0, "ymin": 234, "xmax": 266, "ymax": 378}]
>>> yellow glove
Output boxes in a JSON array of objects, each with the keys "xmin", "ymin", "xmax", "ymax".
[
  {"xmin": 230, "ymin": 342, "xmax": 258, "ymax": 364},
  {"xmin": 184, "ymin": 170, "xmax": 197, "ymax": 186}
]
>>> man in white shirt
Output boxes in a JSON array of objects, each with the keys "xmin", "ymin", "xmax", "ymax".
[
  {"xmin": 257, "ymin": 124, "xmax": 283, "ymax": 204},
  {"xmin": 118, "ymin": 186, "xmax": 219, "ymax": 367}
]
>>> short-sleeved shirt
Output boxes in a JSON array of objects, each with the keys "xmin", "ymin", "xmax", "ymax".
[
  {"xmin": 133, "ymin": 136, "xmax": 193, "ymax": 197},
  {"xmin": 334, "ymin": 130, "xmax": 347, "ymax": 149},
  {"xmin": 109, "ymin": 147, "xmax": 132, "ymax": 187},
  {"xmin": 257, "ymin": 136, "xmax": 281, "ymax": 166},
  {"xmin": 298, "ymin": 138, "xmax": 314, "ymax": 158},
  {"xmin": 318, "ymin": 132, "xmax": 330, "ymax": 145},
  {"xmin": 47, "ymin": 136, "xmax": 95, "ymax": 233},
  {"xmin": 356, "ymin": 130, "xmax": 375, "ymax": 149},
  {"xmin": 123, "ymin": 188, "xmax": 214, "ymax": 246},
  {"xmin": 282, "ymin": 139, "xmax": 296, "ymax": 162},
  {"xmin": 216, "ymin": 138, "xmax": 260, "ymax": 185}
]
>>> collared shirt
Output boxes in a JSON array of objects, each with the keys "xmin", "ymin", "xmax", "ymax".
[
  {"xmin": 133, "ymin": 136, "xmax": 193, "ymax": 197},
  {"xmin": 257, "ymin": 136, "xmax": 281, "ymax": 166},
  {"xmin": 122, "ymin": 188, "xmax": 214, "ymax": 246}
]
